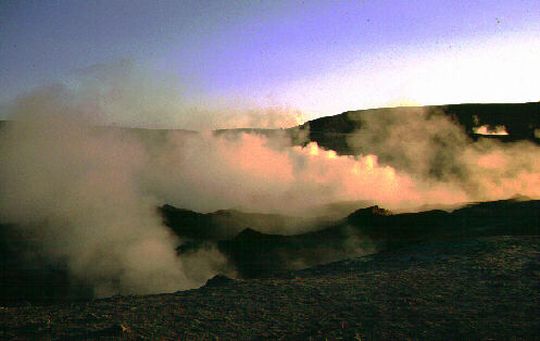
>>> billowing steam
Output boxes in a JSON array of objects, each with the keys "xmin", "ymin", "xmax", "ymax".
[
  {"xmin": 0, "ymin": 62, "xmax": 539, "ymax": 297},
  {"xmin": 346, "ymin": 108, "xmax": 540, "ymax": 204},
  {"xmin": 7, "ymin": 60, "xmax": 302, "ymax": 130},
  {"xmin": 0, "ymin": 117, "xmax": 231, "ymax": 297}
]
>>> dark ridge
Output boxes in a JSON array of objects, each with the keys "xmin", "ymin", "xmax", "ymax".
[
  {"xmin": 3, "ymin": 102, "xmax": 538, "ymax": 153},
  {"xmin": 445, "ymin": 102, "xmax": 539, "ymax": 139},
  {"xmin": 159, "ymin": 204, "xmax": 237, "ymax": 241},
  {"xmin": 217, "ymin": 199, "xmax": 540, "ymax": 278},
  {"xmin": 202, "ymin": 274, "xmax": 234, "ymax": 288},
  {"xmin": 288, "ymin": 102, "xmax": 540, "ymax": 154},
  {"xmin": 159, "ymin": 204, "xmax": 313, "ymax": 242},
  {"xmin": 1, "ymin": 199, "xmax": 539, "ymax": 304},
  {"xmin": 347, "ymin": 205, "xmax": 392, "ymax": 221}
]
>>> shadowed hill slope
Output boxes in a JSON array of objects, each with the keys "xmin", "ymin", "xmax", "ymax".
[
  {"xmin": 2, "ymin": 199, "xmax": 538, "ymax": 304},
  {"xmin": 290, "ymin": 102, "xmax": 539, "ymax": 153},
  {"xmin": 215, "ymin": 199, "xmax": 540, "ymax": 277},
  {"xmin": 160, "ymin": 204, "xmax": 320, "ymax": 241}
]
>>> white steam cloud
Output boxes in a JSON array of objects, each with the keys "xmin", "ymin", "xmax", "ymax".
[
  {"xmin": 10, "ymin": 60, "xmax": 301, "ymax": 130},
  {"xmin": 0, "ymin": 62, "xmax": 538, "ymax": 296},
  {"xmin": 346, "ymin": 108, "xmax": 540, "ymax": 205},
  {"xmin": 0, "ymin": 117, "xmax": 230, "ymax": 297}
]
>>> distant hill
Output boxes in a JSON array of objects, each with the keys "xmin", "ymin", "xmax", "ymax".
[
  {"xmin": 2, "ymin": 102, "xmax": 539, "ymax": 153},
  {"xmin": 289, "ymin": 102, "xmax": 540, "ymax": 154},
  {"xmin": 160, "ymin": 204, "xmax": 320, "ymax": 241},
  {"xmin": 204, "ymin": 102, "xmax": 540, "ymax": 154},
  {"xmin": 1, "ymin": 102, "xmax": 539, "ymax": 304},
  {"xmin": 1, "ymin": 103, "xmax": 538, "ymax": 338}
]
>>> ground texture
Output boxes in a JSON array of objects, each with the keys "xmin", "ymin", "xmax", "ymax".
[{"xmin": 1, "ymin": 235, "xmax": 539, "ymax": 340}]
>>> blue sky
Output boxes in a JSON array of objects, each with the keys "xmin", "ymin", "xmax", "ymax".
[{"xmin": 1, "ymin": 0, "xmax": 539, "ymax": 123}]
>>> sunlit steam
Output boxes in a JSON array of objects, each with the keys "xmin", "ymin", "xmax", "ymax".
[
  {"xmin": 0, "ymin": 62, "xmax": 538, "ymax": 297},
  {"xmin": 473, "ymin": 125, "xmax": 509, "ymax": 136}
]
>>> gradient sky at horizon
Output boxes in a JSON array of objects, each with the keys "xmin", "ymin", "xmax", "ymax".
[{"xmin": 1, "ymin": 0, "xmax": 540, "ymax": 123}]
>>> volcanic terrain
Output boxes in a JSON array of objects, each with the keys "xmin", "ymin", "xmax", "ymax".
[{"xmin": 1, "ymin": 102, "xmax": 539, "ymax": 339}]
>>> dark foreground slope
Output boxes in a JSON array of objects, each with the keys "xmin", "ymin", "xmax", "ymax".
[
  {"xmin": 2, "ymin": 236, "xmax": 538, "ymax": 340},
  {"xmin": 0, "ymin": 224, "xmax": 93, "ymax": 304},
  {"xmin": 1, "ymin": 199, "xmax": 538, "ymax": 305}
]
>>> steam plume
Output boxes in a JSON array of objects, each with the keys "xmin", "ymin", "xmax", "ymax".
[
  {"xmin": 0, "ymin": 62, "xmax": 538, "ymax": 296},
  {"xmin": 346, "ymin": 108, "xmax": 540, "ymax": 204}
]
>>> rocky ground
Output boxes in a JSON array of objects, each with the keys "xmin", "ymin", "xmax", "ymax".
[{"xmin": 2, "ymin": 235, "xmax": 539, "ymax": 340}]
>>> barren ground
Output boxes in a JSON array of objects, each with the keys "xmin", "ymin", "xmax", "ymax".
[{"xmin": 2, "ymin": 235, "xmax": 539, "ymax": 340}]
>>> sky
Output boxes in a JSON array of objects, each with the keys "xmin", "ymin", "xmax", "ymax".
[{"xmin": 1, "ymin": 0, "xmax": 540, "ymax": 124}]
